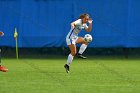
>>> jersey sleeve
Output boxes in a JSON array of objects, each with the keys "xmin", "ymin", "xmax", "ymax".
[{"xmin": 73, "ymin": 19, "xmax": 82, "ymax": 25}]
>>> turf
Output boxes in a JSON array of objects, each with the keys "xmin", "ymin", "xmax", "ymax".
[{"xmin": 0, "ymin": 57, "xmax": 140, "ymax": 93}]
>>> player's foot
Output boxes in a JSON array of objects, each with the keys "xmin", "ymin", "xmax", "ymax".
[
  {"xmin": 0, "ymin": 65, "xmax": 8, "ymax": 72},
  {"xmin": 64, "ymin": 64, "xmax": 69, "ymax": 73},
  {"xmin": 77, "ymin": 53, "xmax": 87, "ymax": 59}
]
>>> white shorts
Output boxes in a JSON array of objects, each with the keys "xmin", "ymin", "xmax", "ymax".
[{"xmin": 66, "ymin": 35, "xmax": 78, "ymax": 45}]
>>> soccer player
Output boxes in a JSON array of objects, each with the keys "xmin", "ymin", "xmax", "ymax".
[
  {"xmin": 64, "ymin": 13, "xmax": 93, "ymax": 73},
  {"xmin": 0, "ymin": 31, "xmax": 8, "ymax": 72}
]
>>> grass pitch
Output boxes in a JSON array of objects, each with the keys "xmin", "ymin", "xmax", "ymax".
[{"xmin": 0, "ymin": 57, "xmax": 140, "ymax": 93}]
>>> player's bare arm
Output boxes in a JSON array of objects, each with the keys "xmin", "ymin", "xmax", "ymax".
[
  {"xmin": 71, "ymin": 22, "xmax": 75, "ymax": 29},
  {"xmin": 86, "ymin": 19, "xmax": 93, "ymax": 32}
]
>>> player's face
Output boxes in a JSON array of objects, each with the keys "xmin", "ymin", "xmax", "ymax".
[{"xmin": 82, "ymin": 16, "xmax": 89, "ymax": 23}]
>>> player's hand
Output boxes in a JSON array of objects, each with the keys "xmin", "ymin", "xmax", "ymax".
[
  {"xmin": 71, "ymin": 25, "xmax": 75, "ymax": 29},
  {"xmin": 71, "ymin": 23, "xmax": 75, "ymax": 29},
  {"xmin": 88, "ymin": 18, "xmax": 93, "ymax": 24}
]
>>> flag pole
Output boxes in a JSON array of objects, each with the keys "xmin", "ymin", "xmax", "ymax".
[{"xmin": 14, "ymin": 27, "xmax": 18, "ymax": 59}]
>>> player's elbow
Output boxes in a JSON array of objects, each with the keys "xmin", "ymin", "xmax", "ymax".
[
  {"xmin": 71, "ymin": 22, "xmax": 75, "ymax": 26},
  {"xmin": 86, "ymin": 29, "xmax": 91, "ymax": 32}
]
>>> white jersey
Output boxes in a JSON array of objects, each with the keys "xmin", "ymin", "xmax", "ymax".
[
  {"xmin": 66, "ymin": 19, "xmax": 88, "ymax": 39},
  {"xmin": 66, "ymin": 19, "xmax": 88, "ymax": 45}
]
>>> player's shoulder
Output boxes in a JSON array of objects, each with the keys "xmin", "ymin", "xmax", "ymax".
[
  {"xmin": 73, "ymin": 19, "xmax": 82, "ymax": 25},
  {"xmin": 74, "ymin": 19, "xmax": 82, "ymax": 23},
  {"xmin": 77, "ymin": 19, "xmax": 82, "ymax": 22}
]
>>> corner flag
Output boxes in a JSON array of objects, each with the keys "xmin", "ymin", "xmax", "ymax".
[{"xmin": 14, "ymin": 27, "xmax": 18, "ymax": 59}]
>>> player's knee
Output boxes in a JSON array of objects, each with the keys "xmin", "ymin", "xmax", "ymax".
[
  {"xmin": 71, "ymin": 51, "xmax": 76, "ymax": 56},
  {"xmin": 83, "ymin": 41, "xmax": 89, "ymax": 45}
]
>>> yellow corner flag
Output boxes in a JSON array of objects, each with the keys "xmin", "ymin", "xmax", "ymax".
[
  {"xmin": 14, "ymin": 27, "xmax": 18, "ymax": 59},
  {"xmin": 14, "ymin": 28, "xmax": 18, "ymax": 39}
]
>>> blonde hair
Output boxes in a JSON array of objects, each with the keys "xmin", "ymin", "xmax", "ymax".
[{"xmin": 78, "ymin": 13, "xmax": 90, "ymax": 19}]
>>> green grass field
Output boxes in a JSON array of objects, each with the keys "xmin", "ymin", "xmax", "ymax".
[{"xmin": 0, "ymin": 57, "xmax": 140, "ymax": 93}]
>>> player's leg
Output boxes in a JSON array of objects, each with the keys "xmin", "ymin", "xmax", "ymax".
[
  {"xmin": 0, "ymin": 48, "xmax": 8, "ymax": 72},
  {"xmin": 64, "ymin": 44, "xmax": 76, "ymax": 73},
  {"xmin": 76, "ymin": 37, "xmax": 88, "ymax": 59},
  {"xmin": 67, "ymin": 44, "xmax": 76, "ymax": 65},
  {"xmin": 65, "ymin": 36, "xmax": 77, "ymax": 73},
  {"xmin": 0, "ymin": 32, "xmax": 8, "ymax": 72}
]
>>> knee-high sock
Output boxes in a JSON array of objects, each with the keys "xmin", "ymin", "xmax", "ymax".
[
  {"xmin": 67, "ymin": 54, "xmax": 74, "ymax": 66},
  {"xmin": 78, "ymin": 44, "xmax": 87, "ymax": 54}
]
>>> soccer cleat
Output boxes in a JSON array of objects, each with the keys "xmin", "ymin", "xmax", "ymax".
[
  {"xmin": 77, "ymin": 53, "xmax": 87, "ymax": 59},
  {"xmin": 0, "ymin": 65, "xmax": 8, "ymax": 72},
  {"xmin": 64, "ymin": 64, "xmax": 69, "ymax": 73}
]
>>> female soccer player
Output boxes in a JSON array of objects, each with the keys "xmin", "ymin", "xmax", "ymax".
[
  {"xmin": 0, "ymin": 31, "xmax": 8, "ymax": 72},
  {"xmin": 64, "ymin": 13, "xmax": 93, "ymax": 73}
]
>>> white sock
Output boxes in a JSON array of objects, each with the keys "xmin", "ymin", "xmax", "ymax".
[
  {"xmin": 67, "ymin": 54, "xmax": 74, "ymax": 66},
  {"xmin": 78, "ymin": 44, "xmax": 87, "ymax": 54}
]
